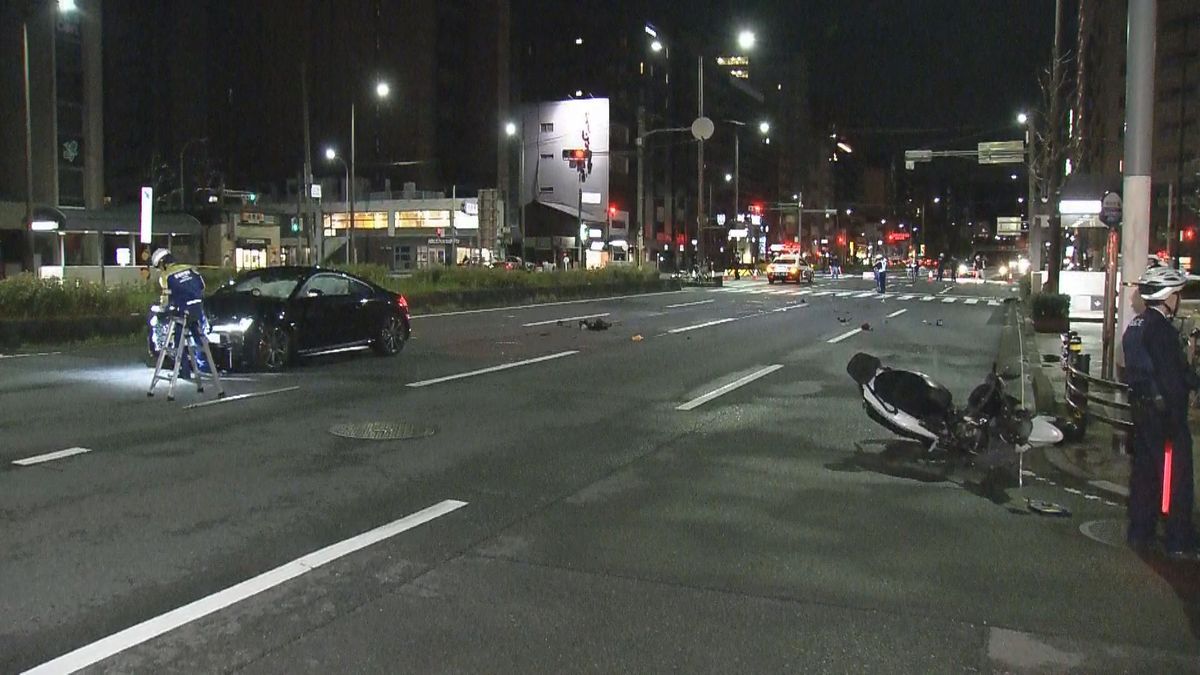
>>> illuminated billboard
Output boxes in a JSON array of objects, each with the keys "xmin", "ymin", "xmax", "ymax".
[{"xmin": 519, "ymin": 98, "xmax": 610, "ymax": 224}]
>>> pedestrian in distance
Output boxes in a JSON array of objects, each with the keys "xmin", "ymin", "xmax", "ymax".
[
  {"xmin": 936, "ymin": 253, "xmax": 945, "ymax": 281},
  {"xmin": 1122, "ymin": 266, "xmax": 1200, "ymax": 560},
  {"xmin": 873, "ymin": 255, "xmax": 888, "ymax": 293}
]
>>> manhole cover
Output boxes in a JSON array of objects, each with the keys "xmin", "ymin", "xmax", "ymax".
[
  {"xmin": 329, "ymin": 422, "xmax": 436, "ymax": 440},
  {"xmin": 1079, "ymin": 518, "xmax": 1126, "ymax": 547}
]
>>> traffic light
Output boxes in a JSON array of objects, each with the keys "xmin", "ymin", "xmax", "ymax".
[
  {"xmin": 608, "ymin": 205, "xmax": 617, "ymax": 218},
  {"xmin": 290, "ymin": 216, "xmax": 300, "ymax": 234},
  {"xmin": 1182, "ymin": 227, "xmax": 1196, "ymax": 242},
  {"xmin": 562, "ymin": 148, "xmax": 592, "ymax": 170},
  {"xmin": 836, "ymin": 233, "xmax": 847, "ymax": 246}
]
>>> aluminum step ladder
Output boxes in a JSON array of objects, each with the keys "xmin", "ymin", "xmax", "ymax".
[{"xmin": 148, "ymin": 309, "xmax": 225, "ymax": 402}]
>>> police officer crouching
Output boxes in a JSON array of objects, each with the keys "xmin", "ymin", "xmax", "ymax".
[
  {"xmin": 151, "ymin": 248, "xmax": 208, "ymax": 378},
  {"xmin": 1121, "ymin": 266, "xmax": 1200, "ymax": 561}
]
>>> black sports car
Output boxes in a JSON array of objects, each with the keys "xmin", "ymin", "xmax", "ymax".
[{"xmin": 198, "ymin": 266, "xmax": 411, "ymax": 371}]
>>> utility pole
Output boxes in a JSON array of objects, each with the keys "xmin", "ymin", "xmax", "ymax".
[
  {"xmin": 21, "ymin": 18, "xmax": 34, "ymax": 273},
  {"xmin": 1044, "ymin": 0, "xmax": 1066, "ymax": 293},
  {"xmin": 301, "ymin": 63, "xmax": 314, "ymax": 265},
  {"xmin": 1118, "ymin": 0, "xmax": 1157, "ymax": 351},
  {"xmin": 696, "ymin": 56, "xmax": 705, "ymax": 271},
  {"xmin": 636, "ymin": 106, "xmax": 646, "ymax": 268},
  {"xmin": 349, "ymin": 103, "xmax": 356, "ymax": 265}
]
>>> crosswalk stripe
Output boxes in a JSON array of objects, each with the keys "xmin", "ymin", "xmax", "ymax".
[
  {"xmin": 921, "ymin": 296, "xmax": 935, "ymax": 302},
  {"xmin": 835, "ymin": 291, "xmax": 857, "ymax": 297},
  {"xmin": 898, "ymin": 294, "xmax": 917, "ymax": 300},
  {"xmin": 941, "ymin": 297, "xmax": 957, "ymax": 303},
  {"xmin": 987, "ymin": 300, "xmax": 1002, "ymax": 306},
  {"xmin": 853, "ymin": 292, "xmax": 876, "ymax": 298},
  {"xmin": 771, "ymin": 289, "xmax": 793, "ymax": 295},
  {"xmin": 964, "ymin": 298, "xmax": 980, "ymax": 305},
  {"xmin": 811, "ymin": 291, "xmax": 833, "ymax": 297},
  {"xmin": 793, "ymin": 289, "xmax": 813, "ymax": 296}
]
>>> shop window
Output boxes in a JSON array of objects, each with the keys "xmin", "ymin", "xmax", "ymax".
[{"xmin": 540, "ymin": 123, "xmax": 554, "ymax": 133}]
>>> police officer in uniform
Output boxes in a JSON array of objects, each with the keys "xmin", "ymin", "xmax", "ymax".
[
  {"xmin": 1122, "ymin": 266, "xmax": 1200, "ymax": 560},
  {"xmin": 152, "ymin": 248, "xmax": 208, "ymax": 376}
]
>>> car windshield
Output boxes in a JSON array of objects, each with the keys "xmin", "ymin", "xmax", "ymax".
[
  {"xmin": 216, "ymin": 270, "xmax": 303, "ymax": 299},
  {"xmin": 773, "ymin": 256, "xmax": 797, "ymax": 265}
]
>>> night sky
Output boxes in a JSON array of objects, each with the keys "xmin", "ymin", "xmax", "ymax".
[{"xmin": 651, "ymin": 0, "xmax": 1058, "ymax": 156}]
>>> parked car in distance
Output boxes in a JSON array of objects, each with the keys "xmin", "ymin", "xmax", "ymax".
[
  {"xmin": 200, "ymin": 266, "xmax": 410, "ymax": 371},
  {"xmin": 495, "ymin": 256, "xmax": 534, "ymax": 271},
  {"xmin": 767, "ymin": 255, "xmax": 815, "ymax": 284}
]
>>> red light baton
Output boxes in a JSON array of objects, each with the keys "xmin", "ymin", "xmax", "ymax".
[{"xmin": 1162, "ymin": 439, "xmax": 1174, "ymax": 516}]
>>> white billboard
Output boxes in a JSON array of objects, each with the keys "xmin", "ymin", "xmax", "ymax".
[{"xmin": 520, "ymin": 99, "xmax": 610, "ymax": 224}]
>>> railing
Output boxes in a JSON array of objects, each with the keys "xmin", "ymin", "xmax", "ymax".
[{"xmin": 1064, "ymin": 353, "xmax": 1133, "ymax": 431}]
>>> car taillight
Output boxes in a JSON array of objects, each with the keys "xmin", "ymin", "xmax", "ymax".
[{"xmin": 396, "ymin": 294, "xmax": 409, "ymax": 313}]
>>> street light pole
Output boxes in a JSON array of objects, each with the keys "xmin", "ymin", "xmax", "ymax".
[
  {"xmin": 179, "ymin": 137, "xmax": 207, "ymax": 210},
  {"xmin": 349, "ymin": 102, "xmax": 356, "ymax": 265},
  {"xmin": 636, "ymin": 125, "xmax": 690, "ymax": 270},
  {"xmin": 21, "ymin": 17, "xmax": 34, "ymax": 273},
  {"xmin": 696, "ymin": 55, "xmax": 705, "ymax": 272}
]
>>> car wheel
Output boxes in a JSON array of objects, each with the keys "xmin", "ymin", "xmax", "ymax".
[
  {"xmin": 254, "ymin": 324, "xmax": 292, "ymax": 372},
  {"xmin": 372, "ymin": 312, "xmax": 407, "ymax": 356}
]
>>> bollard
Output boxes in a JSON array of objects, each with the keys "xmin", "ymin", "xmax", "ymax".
[{"xmin": 1068, "ymin": 352, "xmax": 1090, "ymax": 435}]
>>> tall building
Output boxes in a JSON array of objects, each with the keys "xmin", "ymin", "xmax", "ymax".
[
  {"xmin": 0, "ymin": 0, "xmax": 105, "ymax": 273},
  {"xmin": 1075, "ymin": 0, "xmax": 1199, "ymax": 251}
]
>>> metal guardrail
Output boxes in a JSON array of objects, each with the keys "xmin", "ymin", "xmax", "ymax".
[{"xmin": 1064, "ymin": 354, "xmax": 1133, "ymax": 431}]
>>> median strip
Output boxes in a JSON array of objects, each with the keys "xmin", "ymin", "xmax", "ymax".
[
  {"xmin": 676, "ymin": 364, "xmax": 784, "ymax": 411},
  {"xmin": 406, "ymin": 351, "xmax": 578, "ymax": 388},
  {"xmin": 522, "ymin": 313, "xmax": 610, "ymax": 327},
  {"xmin": 12, "ymin": 446, "xmax": 92, "ymax": 467},
  {"xmin": 23, "ymin": 500, "xmax": 468, "ymax": 675}
]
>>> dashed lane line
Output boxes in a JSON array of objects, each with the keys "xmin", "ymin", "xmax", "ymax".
[
  {"xmin": 667, "ymin": 318, "xmax": 739, "ymax": 334},
  {"xmin": 406, "ymin": 352, "xmax": 578, "ymax": 388},
  {"xmin": 827, "ymin": 327, "xmax": 863, "ymax": 344},
  {"xmin": 522, "ymin": 313, "xmax": 610, "ymax": 327},
  {"xmin": 664, "ymin": 299, "xmax": 715, "ymax": 309},
  {"xmin": 676, "ymin": 364, "xmax": 785, "ymax": 411},
  {"xmin": 12, "ymin": 447, "xmax": 92, "ymax": 467},
  {"xmin": 886, "ymin": 309, "xmax": 908, "ymax": 318}
]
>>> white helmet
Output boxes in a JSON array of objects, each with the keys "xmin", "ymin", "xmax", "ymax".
[
  {"xmin": 150, "ymin": 248, "xmax": 172, "ymax": 268},
  {"xmin": 1137, "ymin": 266, "xmax": 1190, "ymax": 302}
]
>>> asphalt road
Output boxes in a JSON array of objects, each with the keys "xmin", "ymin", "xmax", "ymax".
[{"xmin": 2, "ymin": 274, "xmax": 1198, "ymax": 673}]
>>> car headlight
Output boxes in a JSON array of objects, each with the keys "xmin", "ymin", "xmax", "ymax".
[
  {"xmin": 998, "ymin": 265, "xmax": 1009, "ymax": 276},
  {"xmin": 210, "ymin": 317, "xmax": 254, "ymax": 333},
  {"xmin": 1017, "ymin": 258, "xmax": 1030, "ymax": 274},
  {"xmin": 957, "ymin": 264, "xmax": 968, "ymax": 275}
]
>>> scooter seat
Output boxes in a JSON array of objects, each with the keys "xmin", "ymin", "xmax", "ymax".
[{"xmin": 872, "ymin": 369, "xmax": 953, "ymax": 419}]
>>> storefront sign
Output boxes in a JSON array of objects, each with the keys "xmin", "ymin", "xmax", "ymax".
[
  {"xmin": 428, "ymin": 237, "xmax": 459, "ymax": 245},
  {"xmin": 140, "ymin": 186, "xmax": 153, "ymax": 243}
]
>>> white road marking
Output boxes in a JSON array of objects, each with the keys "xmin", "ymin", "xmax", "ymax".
[
  {"xmin": 987, "ymin": 300, "xmax": 1002, "ymax": 306},
  {"xmin": 407, "ymin": 351, "xmax": 578, "ymax": 388},
  {"xmin": 898, "ymin": 294, "xmax": 917, "ymax": 300},
  {"xmin": 828, "ymin": 328, "xmax": 863, "ymax": 344},
  {"xmin": 0, "ymin": 351, "xmax": 62, "ymax": 360},
  {"xmin": 770, "ymin": 289, "xmax": 793, "ymax": 295},
  {"xmin": 921, "ymin": 296, "xmax": 936, "ymax": 302},
  {"xmin": 522, "ymin": 312, "xmax": 610, "ymax": 327},
  {"xmin": 835, "ymin": 291, "xmax": 858, "ymax": 297},
  {"xmin": 964, "ymin": 298, "xmax": 980, "ymax": 305},
  {"xmin": 811, "ymin": 291, "xmax": 834, "ymax": 297},
  {"xmin": 183, "ymin": 386, "xmax": 301, "ymax": 410},
  {"xmin": 886, "ymin": 309, "xmax": 908, "ymax": 318},
  {"xmin": 941, "ymin": 297, "xmax": 957, "ymax": 304},
  {"xmin": 665, "ymin": 299, "xmax": 715, "ymax": 309},
  {"xmin": 771, "ymin": 304, "xmax": 810, "ymax": 313},
  {"xmin": 1089, "ymin": 480, "xmax": 1130, "ymax": 497},
  {"xmin": 411, "ymin": 290, "xmax": 684, "ymax": 319},
  {"xmin": 938, "ymin": 286, "xmax": 953, "ymax": 295},
  {"xmin": 791, "ymin": 289, "xmax": 814, "ymax": 296},
  {"xmin": 23, "ymin": 500, "xmax": 468, "ymax": 675},
  {"xmin": 852, "ymin": 291, "xmax": 876, "ymax": 298},
  {"xmin": 667, "ymin": 318, "xmax": 738, "ymax": 334},
  {"xmin": 676, "ymin": 365, "xmax": 784, "ymax": 411},
  {"xmin": 12, "ymin": 447, "xmax": 92, "ymax": 467}
]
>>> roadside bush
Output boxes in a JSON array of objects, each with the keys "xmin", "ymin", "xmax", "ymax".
[
  {"xmin": 0, "ymin": 274, "xmax": 154, "ymax": 320},
  {"xmin": 1030, "ymin": 292, "xmax": 1070, "ymax": 319}
]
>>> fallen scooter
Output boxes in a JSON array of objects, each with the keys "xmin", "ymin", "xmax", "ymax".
[{"xmin": 846, "ymin": 352, "xmax": 1062, "ymax": 472}]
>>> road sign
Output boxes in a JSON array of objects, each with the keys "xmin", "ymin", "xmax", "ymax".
[
  {"xmin": 140, "ymin": 187, "xmax": 153, "ymax": 243},
  {"xmin": 428, "ymin": 237, "xmax": 459, "ymax": 245},
  {"xmin": 997, "ymin": 216, "xmax": 1022, "ymax": 235},
  {"xmin": 690, "ymin": 116, "xmax": 714, "ymax": 141},
  {"xmin": 1100, "ymin": 191, "xmax": 1122, "ymax": 227},
  {"xmin": 904, "ymin": 149, "xmax": 933, "ymax": 163},
  {"xmin": 977, "ymin": 140, "xmax": 1025, "ymax": 165},
  {"xmin": 310, "ymin": 184, "xmax": 322, "ymax": 200}
]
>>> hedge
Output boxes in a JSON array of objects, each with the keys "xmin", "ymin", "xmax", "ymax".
[{"xmin": 0, "ymin": 268, "xmax": 678, "ymax": 348}]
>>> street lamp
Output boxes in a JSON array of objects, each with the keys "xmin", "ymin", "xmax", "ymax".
[
  {"xmin": 504, "ymin": 120, "xmax": 527, "ymax": 262},
  {"xmin": 324, "ymin": 147, "xmax": 350, "ymax": 262},
  {"xmin": 1017, "ymin": 111, "xmax": 1038, "ymax": 273},
  {"xmin": 758, "ymin": 121, "xmax": 770, "ymax": 135},
  {"xmin": 344, "ymin": 80, "xmax": 391, "ymax": 265},
  {"xmin": 724, "ymin": 173, "xmax": 733, "ymax": 183},
  {"xmin": 738, "ymin": 30, "xmax": 756, "ymax": 50},
  {"xmin": 650, "ymin": 39, "xmax": 663, "ymax": 53},
  {"xmin": 21, "ymin": 0, "xmax": 76, "ymax": 272}
]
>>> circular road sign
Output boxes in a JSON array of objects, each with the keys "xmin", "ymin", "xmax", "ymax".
[
  {"xmin": 691, "ymin": 116, "xmax": 715, "ymax": 141},
  {"xmin": 1100, "ymin": 191, "xmax": 1122, "ymax": 227}
]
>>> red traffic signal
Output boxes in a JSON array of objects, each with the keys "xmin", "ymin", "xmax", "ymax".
[
  {"xmin": 1183, "ymin": 227, "xmax": 1197, "ymax": 242},
  {"xmin": 608, "ymin": 205, "xmax": 617, "ymax": 217}
]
